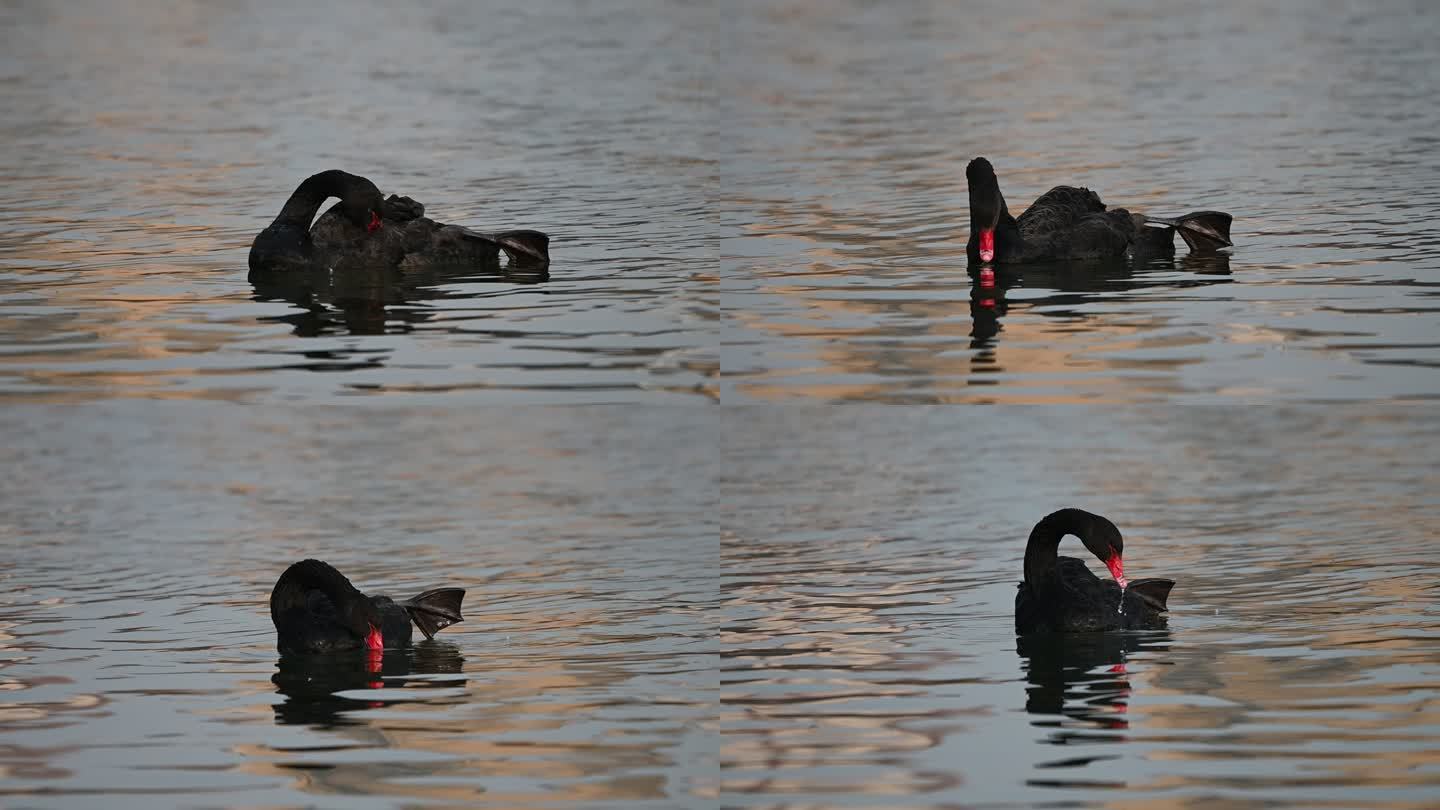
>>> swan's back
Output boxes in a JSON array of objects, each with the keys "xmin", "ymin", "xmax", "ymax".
[
  {"xmin": 1017, "ymin": 186, "xmax": 1106, "ymax": 234},
  {"xmin": 1017, "ymin": 185, "xmax": 1135, "ymax": 260},
  {"xmin": 1016, "ymin": 556, "xmax": 1167, "ymax": 633}
]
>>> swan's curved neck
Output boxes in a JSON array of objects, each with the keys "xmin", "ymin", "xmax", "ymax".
[
  {"xmin": 270, "ymin": 170, "xmax": 358, "ymax": 229},
  {"xmin": 1022, "ymin": 509, "xmax": 1098, "ymax": 589},
  {"xmin": 969, "ymin": 182, "xmax": 1009, "ymax": 230},
  {"xmin": 969, "ymin": 182, "xmax": 1021, "ymax": 261}
]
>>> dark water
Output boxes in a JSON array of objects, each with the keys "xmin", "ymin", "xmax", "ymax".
[
  {"xmin": 0, "ymin": 0, "xmax": 717, "ymax": 403},
  {"xmin": 721, "ymin": 406, "xmax": 1440, "ymax": 808},
  {"xmin": 719, "ymin": 0, "xmax": 1440, "ymax": 402},
  {"xmin": 0, "ymin": 404, "xmax": 717, "ymax": 808}
]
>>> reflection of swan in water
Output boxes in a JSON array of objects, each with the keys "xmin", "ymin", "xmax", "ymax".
[
  {"xmin": 251, "ymin": 261, "xmax": 549, "ymax": 338},
  {"xmin": 271, "ymin": 642, "xmax": 466, "ymax": 729},
  {"xmin": 966, "ymin": 253, "xmax": 1233, "ymax": 354},
  {"xmin": 1016, "ymin": 631, "xmax": 1170, "ymax": 742}
]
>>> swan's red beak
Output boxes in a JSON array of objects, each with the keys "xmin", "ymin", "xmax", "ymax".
[
  {"xmin": 366, "ymin": 211, "xmax": 383, "ymax": 233},
  {"xmin": 1105, "ymin": 555, "xmax": 1129, "ymax": 590},
  {"xmin": 365, "ymin": 625, "xmax": 383, "ymax": 685},
  {"xmin": 978, "ymin": 229, "xmax": 995, "ymax": 262}
]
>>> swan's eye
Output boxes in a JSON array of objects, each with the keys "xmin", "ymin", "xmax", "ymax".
[{"xmin": 366, "ymin": 211, "xmax": 383, "ymax": 233}]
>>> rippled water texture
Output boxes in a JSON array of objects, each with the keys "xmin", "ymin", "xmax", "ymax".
[
  {"xmin": 0, "ymin": 405, "xmax": 717, "ymax": 808},
  {"xmin": 720, "ymin": 0, "xmax": 1440, "ymax": 402},
  {"xmin": 0, "ymin": 1, "xmax": 717, "ymax": 403},
  {"xmin": 721, "ymin": 406, "xmax": 1440, "ymax": 808}
]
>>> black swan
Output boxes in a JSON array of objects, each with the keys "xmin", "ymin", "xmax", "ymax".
[
  {"xmin": 269, "ymin": 559, "xmax": 466, "ymax": 654},
  {"xmin": 1014, "ymin": 508, "xmax": 1174, "ymax": 633},
  {"xmin": 966, "ymin": 157, "xmax": 1232, "ymax": 264},
  {"xmin": 248, "ymin": 170, "xmax": 549, "ymax": 279}
]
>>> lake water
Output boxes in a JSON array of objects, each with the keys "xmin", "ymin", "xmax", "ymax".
[
  {"xmin": 3, "ymin": 1, "xmax": 1438, "ymax": 809},
  {"xmin": 719, "ymin": 0, "xmax": 1440, "ymax": 402}
]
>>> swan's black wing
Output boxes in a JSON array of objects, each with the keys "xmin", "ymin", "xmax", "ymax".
[
  {"xmin": 1016, "ymin": 186, "xmax": 1107, "ymax": 236},
  {"xmin": 1017, "ymin": 556, "xmax": 1121, "ymax": 633},
  {"xmin": 310, "ymin": 204, "xmax": 412, "ymax": 268},
  {"xmin": 1017, "ymin": 557, "xmax": 1173, "ymax": 633},
  {"xmin": 1064, "ymin": 210, "xmax": 1139, "ymax": 259},
  {"xmin": 1017, "ymin": 186, "xmax": 1135, "ymax": 260}
]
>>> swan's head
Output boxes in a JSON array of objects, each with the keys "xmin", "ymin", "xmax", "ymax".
[
  {"xmin": 338, "ymin": 175, "xmax": 387, "ymax": 235},
  {"xmin": 966, "ymin": 157, "xmax": 995, "ymax": 184},
  {"xmin": 340, "ymin": 597, "xmax": 384, "ymax": 651},
  {"xmin": 966, "ymin": 157, "xmax": 1002, "ymax": 262},
  {"xmin": 1080, "ymin": 515, "xmax": 1128, "ymax": 589}
]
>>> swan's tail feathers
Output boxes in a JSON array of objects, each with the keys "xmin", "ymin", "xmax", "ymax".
[
  {"xmin": 1152, "ymin": 210, "xmax": 1233, "ymax": 252},
  {"xmin": 1128, "ymin": 578, "xmax": 1175, "ymax": 612},
  {"xmin": 383, "ymin": 194, "xmax": 426, "ymax": 222},
  {"xmin": 400, "ymin": 587, "xmax": 466, "ymax": 640},
  {"xmin": 456, "ymin": 227, "xmax": 550, "ymax": 265}
]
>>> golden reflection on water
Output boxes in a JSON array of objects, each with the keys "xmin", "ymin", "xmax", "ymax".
[{"xmin": 233, "ymin": 658, "xmax": 684, "ymax": 805}]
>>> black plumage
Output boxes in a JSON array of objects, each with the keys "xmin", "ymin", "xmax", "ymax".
[
  {"xmin": 269, "ymin": 559, "xmax": 466, "ymax": 655},
  {"xmin": 248, "ymin": 170, "xmax": 548, "ymax": 280}
]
